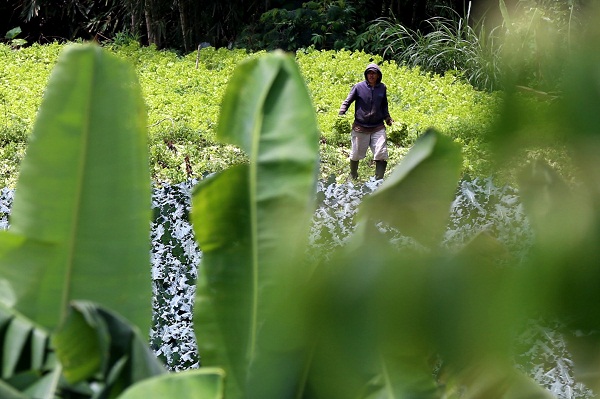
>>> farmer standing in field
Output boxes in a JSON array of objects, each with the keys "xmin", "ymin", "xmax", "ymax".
[{"xmin": 338, "ymin": 62, "xmax": 394, "ymax": 180}]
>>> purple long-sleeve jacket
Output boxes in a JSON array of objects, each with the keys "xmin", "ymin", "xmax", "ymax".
[{"xmin": 338, "ymin": 63, "xmax": 391, "ymax": 128}]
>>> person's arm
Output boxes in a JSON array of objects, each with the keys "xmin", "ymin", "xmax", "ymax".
[
  {"xmin": 339, "ymin": 85, "xmax": 357, "ymax": 115},
  {"xmin": 382, "ymin": 86, "xmax": 394, "ymax": 125}
]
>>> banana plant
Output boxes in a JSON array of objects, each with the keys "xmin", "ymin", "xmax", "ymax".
[
  {"xmin": 0, "ymin": 43, "xmax": 151, "ymax": 334},
  {"xmin": 0, "ymin": 44, "xmax": 223, "ymax": 398},
  {"xmin": 191, "ymin": 50, "xmax": 320, "ymax": 399}
]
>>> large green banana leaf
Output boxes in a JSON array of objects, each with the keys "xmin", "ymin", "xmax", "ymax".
[
  {"xmin": 191, "ymin": 50, "xmax": 319, "ymax": 398},
  {"xmin": 0, "ymin": 44, "xmax": 151, "ymax": 333}
]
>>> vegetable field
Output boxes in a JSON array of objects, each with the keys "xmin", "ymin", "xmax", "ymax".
[{"xmin": 1, "ymin": 42, "xmax": 501, "ymax": 189}]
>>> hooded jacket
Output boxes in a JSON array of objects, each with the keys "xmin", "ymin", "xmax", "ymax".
[{"xmin": 338, "ymin": 63, "xmax": 391, "ymax": 129}]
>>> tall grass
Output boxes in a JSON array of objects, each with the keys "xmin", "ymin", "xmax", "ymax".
[
  {"xmin": 359, "ymin": 0, "xmax": 582, "ymax": 93},
  {"xmin": 358, "ymin": 5, "xmax": 503, "ymax": 91}
]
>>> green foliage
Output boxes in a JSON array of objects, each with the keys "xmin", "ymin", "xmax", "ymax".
[
  {"xmin": 2, "ymin": 0, "xmax": 493, "ymax": 53},
  {"xmin": 497, "ymin": 0, "xmax": 580, "ymax": 92},
  {"xmin": 361, "ymin": 0, "xmax": 585, "ymax": 93},
  {"xmin": 188, "ymin": 8, "xmax": 600, "ymax": 396},
  {"xmin": 186, "ymin": 52, "xmax": 555, "ymax": 394},
  {"xmin": 236, "ymin": 0, "xmax": 359, "ymax": 52},
  {"xmin": 1, "ymin": 44, "xmax": 151, "ymax": 333},
  {"xmin": 359, "ymin": 9, "xmax": 505, "ymax": 92},
  {"xmin": 0, "ymin": 43, "xmax": 500, "ymax": 188},
  {"xmin": 133, "ymin": 45, "xmax": 257, "ymax": 183},
  {"xmin": 387, "ymin": 121, "xmax": 410, "ymax": 146},
  {"xmin": 191, "ymin": 50, "xmax": 320, "ymax": 398},
  {"xmin": 330, "ymin": 115, "xmax": 351, "ymax": 146},
  {"xmin": 117, "ymin": 368, "xmax": 225, "ymax": 399},
  {"xmin": 110, "ymin": 30, "xmax": 142, "ymax": 47},
  {"xmin": 2, "ymin": 5, "xmax": 600, "ymax": 396},
  {"xmin": 357, "ymin": 129, "xmax": 463, "ymax": 246},
  {"xmin": 0, "ymin": 299, "xmax": 169, "ymax": 397},
  {"xmin": 297, "ymin": 48, "xmax": 501, "ymax": 178},
  {"xmin": 0, "ymin": 44, "xmax": 223, "ymax": 398},
  {"xmin": 0, "ymin": 42, "xmax": 63, "ymax": 188}
]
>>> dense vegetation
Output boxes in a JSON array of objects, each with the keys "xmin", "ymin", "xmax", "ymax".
[
  {"xmin": 0, "ymin": 41, "xmax": 503, "ymax": 189},
  {"xmin": 2, "ymin": 1, "xmax": 587, "ymax": 94},
  {"xmin": 2, "ymin": 0, "xmax": 587, "ymax": 189},
  {"xmin": 1, "ymin": 0, "xmax": 493, "ymax": 51},
  {"xmin": 1, "ymin": 1, "xmax": 598, "ymax": 397},
  {"xmin": 1, "ymin": 17, "xmax": 600, "ymax": 394}
]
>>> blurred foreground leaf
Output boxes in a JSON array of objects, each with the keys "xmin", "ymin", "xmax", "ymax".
[
  {"xmin": 52, "ymin": 301, "xmax": 165, "ymax": 387},
  {"xmin": 116, "ymin": 368, "xmax": 225, "ymax": 399},
  {"xmin": 356, "ymin": 128, "xmax": 462, "ymax": 248}
]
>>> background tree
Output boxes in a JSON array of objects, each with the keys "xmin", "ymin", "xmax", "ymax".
[{"xmin": 0, "ymin": 0, "xmax": 489, "ymax": 51}]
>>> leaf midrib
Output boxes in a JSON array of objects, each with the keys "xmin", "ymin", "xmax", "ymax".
[
  {"xmin": 247, "ymin": 58, "xmax": 281, "ymax": 363},
  {"xmin": 60, "ymin": 52, "xmax": 95, "ymax": 324}
]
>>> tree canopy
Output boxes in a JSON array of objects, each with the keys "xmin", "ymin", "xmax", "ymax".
[{"xmin": 1, "ymin": 0, "xmax": 511, "ymax": 51}]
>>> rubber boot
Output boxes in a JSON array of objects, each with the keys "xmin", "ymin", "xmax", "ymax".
[
  {"xmin": 350, "ymin": 160, "xmax": 359, "ymax": 180},
  {"xmin": 375, "ymin": 160, "xmax": 387, "ymax": 180}
]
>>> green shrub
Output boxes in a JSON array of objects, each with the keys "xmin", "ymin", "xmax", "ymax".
[{"xmin": 236, "ymin": 0, "xmax": 360, "ymax": 52}]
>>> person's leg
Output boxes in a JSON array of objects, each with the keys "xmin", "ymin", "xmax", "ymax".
[
  {"xmin": 371, "ymin": 128, "xmax": 389, "ymax": 180},
  {"xmin": 349, "ymin": 160, "xmax": 359, "ymax": 180},
  {"xmin": 350, "ymin": 130, "xmax": 370, "ymax": 179},
  {"xmin": 375, "ymin": 160, "xmax": 387, "ymax": 180}
]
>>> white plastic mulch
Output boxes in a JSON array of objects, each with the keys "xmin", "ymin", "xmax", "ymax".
[{"xmin": 0, "ymin": 177, "xmax": 594, "ymax": 397}]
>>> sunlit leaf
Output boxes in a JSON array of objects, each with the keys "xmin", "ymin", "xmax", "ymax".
[
  {"xmin": 52, "ymin": 302, "xmax": 106, "ymax": 384},
  {"xmin": 192, "ymin": 50, "xmax": 319, "ymax": 398},
  {"xmin": 0, "ymin": 44, "xmax": 151, "ymax": 333},
  {"xmin": 0, "ymin": 379, "xmax": 29, "ymax": 399},
  {"xmin": 53, "ymin": 301, "xmax": 166, "ymax": 390}
]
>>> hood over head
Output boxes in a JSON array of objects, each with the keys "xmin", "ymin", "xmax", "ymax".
[{"xmin": 364, "ymin": 63, "xmax": 382, "ymax": 84}]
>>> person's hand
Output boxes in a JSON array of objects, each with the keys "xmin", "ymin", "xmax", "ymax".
[{"xmin": 385, "ymin": 117, "xmax": 394, "ymax": 126}]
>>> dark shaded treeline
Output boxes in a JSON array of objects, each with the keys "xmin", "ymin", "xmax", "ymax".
[{"xmin": 1, "ymin": 0, "xmax": 501, "ymax": 52}]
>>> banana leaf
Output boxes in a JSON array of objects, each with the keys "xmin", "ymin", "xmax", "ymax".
[
  {"xmin": 309, "ymin": 129, "xmax": 549, "ymax": 397},
  {"xmin": 53, "ymin": 301, "xmax": 165, "ymax": 394},
  {"xmin": 355, "ymin": 128, "xmax": 462, "ymax": 248},
  {"xmin": 191, "ymin": 50, "xmax": 319, "ymax": 398},
  {"xmin": 0, "ymin": 44, "xmax": 151, "ymax": 334},
  {"xmin": 0, "ymin": 380, "xmax": 29, "ymax": 399},
  {"xmin": 0, "ymin": 305, "xmax": 50, "ymax": 387}
]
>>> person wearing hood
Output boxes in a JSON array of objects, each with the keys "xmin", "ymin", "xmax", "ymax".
[{"xmin": 338, "ymin": 62, "xmax": 394, "ymax": 180}]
